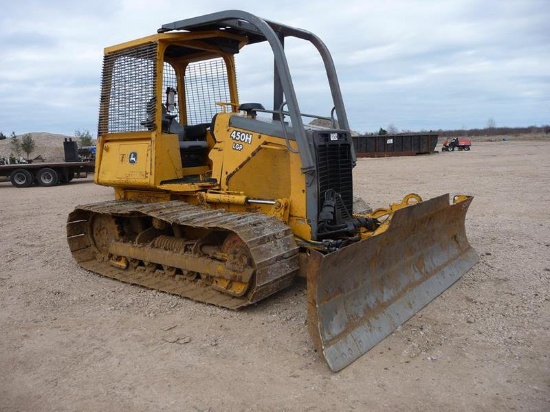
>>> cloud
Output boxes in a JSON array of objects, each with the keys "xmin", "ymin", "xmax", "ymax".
[{"xmin": 0, "ymin": 0, "xmax": 548, "ymax": 136}]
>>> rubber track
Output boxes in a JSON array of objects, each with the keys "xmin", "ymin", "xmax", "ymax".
[{"xmin": 67, "ymin": 200, "xmax": 300, "ymax": 309}]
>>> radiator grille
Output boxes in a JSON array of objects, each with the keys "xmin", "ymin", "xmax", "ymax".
[
  {"xmin": 315, "ymin": 134, "xmax": 354, "ymax": 220},
  {"xmin": 98, "ymin": 43, "xmax": 157, "ymax": 136}
]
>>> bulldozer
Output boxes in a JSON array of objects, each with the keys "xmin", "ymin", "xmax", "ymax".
[{"xmin": 67, "ymin": 10, "xmax": 478, "ymax": 371}]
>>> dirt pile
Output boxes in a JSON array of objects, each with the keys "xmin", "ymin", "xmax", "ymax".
[{"xmin": 0, "ymin": 132, "xmax": 74, "ymax": 162}]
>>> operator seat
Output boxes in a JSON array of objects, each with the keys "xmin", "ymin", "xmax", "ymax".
[
  {"xmin": 142, "ymin": 98, "xmax": 209, "ymax": 164},
  {"xmin": 162, "ymin": 107, "xmax": 209, "ymax": 149}
]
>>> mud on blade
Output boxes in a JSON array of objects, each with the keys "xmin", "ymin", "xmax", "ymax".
[{"xmin": 307, "ymin": 194, "xmax": 478, "ymax": 372}]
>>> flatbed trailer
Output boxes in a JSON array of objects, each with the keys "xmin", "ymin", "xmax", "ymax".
[{"xmin": 0, "ymin": 161, "xmax": 95, "ymax": 188}]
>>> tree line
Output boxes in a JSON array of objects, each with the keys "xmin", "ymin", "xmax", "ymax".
[
  {"xmin": 434, "ymin": 125, "xmax": 549, "ymax": 138},
  {"xmin": 371, "ymin": 124, "xmax": 549, "ymax": 137}
]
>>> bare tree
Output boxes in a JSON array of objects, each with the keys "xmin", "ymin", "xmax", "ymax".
[
  {"xmin": 487, "ymin": 118, "xmax": 496, "ymax": 129},
  {"xmin": 21, "ymin": 134, "xmax": 36, "ymax": 159},
  {"xmin": 10, "ymin": 136, "xmax": 21, "ymax": 157},
  {"xmin": 387, "ymin": 123, "xmax": 399, "ymax": 134},
  {"xmin": 75, "ymin": 129, "xmax": 94, "ymax": 147}
]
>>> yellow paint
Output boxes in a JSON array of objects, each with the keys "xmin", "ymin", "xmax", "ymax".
[
  {"xmin": 97, "ymin": 135, "xmax": 152, "ymax": 187},
  {"xmin": 96, "ymin": 28, "xmax": 313, "ymax": 240}
]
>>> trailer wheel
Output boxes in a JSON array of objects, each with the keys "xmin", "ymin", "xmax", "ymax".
[
  {"xmin": 10, "ymin": 169, "xmax": 34, "ymax": 188},
  {"xmin": 36, "ymin": 168, "xmax": 59, "ymax": 187},
  {"xmin": 465, "ymin": 146, "xmax": 471, "ymax": 151}
]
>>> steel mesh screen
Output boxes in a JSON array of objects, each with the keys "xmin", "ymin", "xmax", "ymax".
[
  {"xmin": 184, "ymin": 58, "xmax": 233, "ymax": 124},
  {"xmin": 98, "ymin": 43, "xmax": 157, "ymax": 135}
]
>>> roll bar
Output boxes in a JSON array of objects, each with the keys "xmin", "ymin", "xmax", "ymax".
[{"xmin": 159, "ymin": 10, "xmax": 353, "ymax": 171}]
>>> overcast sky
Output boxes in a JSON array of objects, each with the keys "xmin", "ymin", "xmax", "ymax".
[{"xmin": 0, "ymin": 0, "xmax": 548, "ymax": 136}]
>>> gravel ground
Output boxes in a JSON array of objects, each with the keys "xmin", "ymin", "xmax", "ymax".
[{"xmin": 0, "ymin": 140, "xmax": 548, "ymax": 412}]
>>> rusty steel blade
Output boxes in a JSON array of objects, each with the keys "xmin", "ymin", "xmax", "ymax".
[{"xmin": 307, "ymin": 194, "xmax": 478, "ymax": 372}]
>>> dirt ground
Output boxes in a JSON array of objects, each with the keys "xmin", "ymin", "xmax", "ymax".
[{"xmin": 1, "ymin": 140, "xmax": 548, "ymax": 412}]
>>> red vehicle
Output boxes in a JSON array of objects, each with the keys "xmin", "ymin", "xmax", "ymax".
[{"xmin": 442, "ymin": 137, "xmax": 471, "ymax": 151}]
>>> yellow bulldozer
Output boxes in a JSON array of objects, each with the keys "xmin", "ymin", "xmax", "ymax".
[{"xmin": 67, "ymin": 11, "xmax": 478, "ymax": 371}]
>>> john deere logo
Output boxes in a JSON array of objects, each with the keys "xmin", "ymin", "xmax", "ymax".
[{"xmin": 129, "ymin": 152, "xmax": 138, "ymax": 164}]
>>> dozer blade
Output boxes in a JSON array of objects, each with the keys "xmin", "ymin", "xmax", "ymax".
[{"xmin": 307, "ymin": 194, "xmax": 478, "ymax": 372}]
